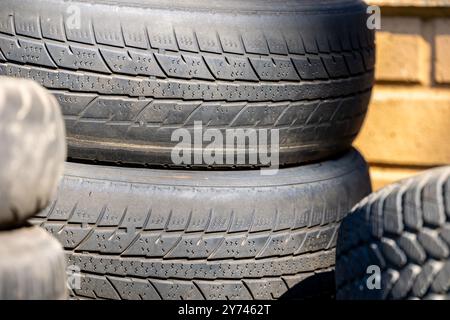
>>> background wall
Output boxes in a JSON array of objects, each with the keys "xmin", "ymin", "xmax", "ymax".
[{"xmin": 356, "ymin": 0, "xmax": 450, "ymax": 190}]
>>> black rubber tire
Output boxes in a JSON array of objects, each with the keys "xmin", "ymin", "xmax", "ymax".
[
  {"xmin": 0, "ymin": 225, "xmax": 67, "ymax": 300},
  {"xmin": 0, "ymin": 77, "xmax": 66, "ymax": 229},
  {"xmin": 30, "ymin": 149, "xmax": 371, "ymax": 300},
  {"xmin": 0, "ymin": 0, "xmax": 374, "ymax": 167},
  {"xmin": 336, "ymin": 167, "xmax": 450, "ymax": 300}
]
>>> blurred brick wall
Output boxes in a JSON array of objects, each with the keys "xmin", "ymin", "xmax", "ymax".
[{"xmin": 355, "ymin": 0, "xmax": 450, "ymax": 190}]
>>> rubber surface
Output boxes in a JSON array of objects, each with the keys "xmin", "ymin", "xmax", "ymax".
[
  {"xmin": 336, "ymin": 167, "xmax": 450, "ymax": 300},
  {"xmin": 0, "ymin": 225, "xmax": 67, "ymax": 300},
  {"xmin": 30, "ymin": 149, "xmax": 371, "ymax": 300},
  {"xmin": 0, "ymin": 0, "xmax": 375, "ymax": 167},
  {"xmin": 0, "ymin": 77, "xmax": 66, "ymax": 229}
]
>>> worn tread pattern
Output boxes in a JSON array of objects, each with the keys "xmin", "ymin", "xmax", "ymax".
[
  {"xmin": 31, "ymin": 149, "xmax": 371, "ymax": 300},
  {"xmin": 336, "ymin": 167, "xmax": 450, "ymax": 300},
  {"xmin": 0, "ymin": 225, "xmax": 67, "ymax": 300},
  {"xmin": 0, "ymin": 0, "xmax": 374, "ymax": 166},
  {"xmin": 67, "ymin": 265, "xmax": 335, "ymax": 300},
  {"xmin": 0, "ymin": 76, "xmax": 66, "ymax": 228}
]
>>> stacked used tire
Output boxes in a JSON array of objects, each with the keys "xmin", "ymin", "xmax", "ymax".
[
  {"xmin": 0, "ymin": 77, "xmax": 67, "ymax": 300},
  {"xmin": 1, "ymin": 0, "xmax": 375, "ymax": 299}
]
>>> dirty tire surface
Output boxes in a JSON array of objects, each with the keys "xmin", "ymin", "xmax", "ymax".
[
  {"xmin": 31, "ymin": 149, "xmax": 371, "ymax": 300},
  {"xmin": 0, "ymin": 77, "xmax": 66, "ymax": 229},
  {"xmin": 0, "ymin": 0, "xmax": 374, "ymax": 167},
  {"xmin": 0, "ymin": 225, "xmax": 67, "ymax": 300},
  {"xmin": 336, "ymin": 167, "xmax": 450, "ymax": 300}
]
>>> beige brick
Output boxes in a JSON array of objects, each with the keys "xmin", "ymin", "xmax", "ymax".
[
  {"xmin": 435, "ymin": 19, "xmax": 450, "ymax": 84},
  {"xmin": 375, "ymin": 17, "xmax": 429, "ymax": 83},
  {"xmin": 354, "ymin": 87, "xmax": 450, "ymax": 166},
  {"xmin": 368, "ymin": 165, "xmax": 425, "ymax": 191},
  {"xmin": 367, "ymin": 0, "xmax": 450, "ymax": 6}
]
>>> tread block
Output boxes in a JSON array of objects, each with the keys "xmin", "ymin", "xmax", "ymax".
[
  {"xmin": 118, "ymin": 187, "xmax": 153, "ymax": 229},
  {"xmin": 322, "ymin": 54, "xmax": 349, "ymax": 78},
  {"xmin": 55, "ymin": 92, "xmax": 96, "ymax": 116},
  {"xmin": 382, "ymin": 186, "xmax": 404, "ymax": 235},
  {"xmin": 14, "ymin": 13, "xmax": 40, "ymax": 38},
  {"xmin": 155, "ymin": 52, "xmax": 213, "ymax": 80},
  {"xmin": 46, "ymin": 42, "xmax": 109, "ymax": 73},
  {"xmin": 296, "ymin": 227, "xmax": 335, "ymax": 254},
  {"xmin": 284, "ymin": 32, "xmax": 305, "ymax": 54},
  {"xmin": 122, "ymin": 233, "xmax": 180, "ymax": 257},
  {"xmin": 0, "ymin": 12, "xmax": 14, "ymax": 35},
  {"xmin": 397, "ymin": 233, "xmax": 426, "ymax": 265},
  {"xmin": 92, "ymin": 19, "xmax": 124, "ymax": 47},
  {"xmin": 77, "ymin": 229, "xmax": 136, "ymax": 254},
  {"xmin": 258, "ymin": 232, "xmax": 305, "ymax": 258},
  {"xmin": 40, "ymin": 12, "xmax": 65, "ymax": 41},
  {"xmin": 0, "ymin": 36, "xmax": 55, "ymax": 67},
  {"xmin": 174, "ymin": 28, "xmax": 198, "ymax": 53},
  {"xmin": 164, "ymin": 234, "xmax": 223, "ymax": 259},
  {"xmin": 218, "ymin": 31, "xmax": 244, "ymax": 54},
  {"xmin": 81, "ymin": 96, "xmax": 149, "ymax": 121},
  {"xmin": 417, "ymin": 229, "xmax": 449, "ymax": 259},
  {"xmin": 380, "ymin": 238, "xmax": 407, "ymax": 268},
  {"xmin": 445, "ymin": 178, "xmax": 450, "ymax": 218},
  {"xmin": 121, "ymin": 21, "xmax": 148, "ymax": 49},
  {"xmin": 422, "ymin": 175, "xmax": 447, "ymax": 227},
  {"xmin": 412, "ymin": 260, "xmax": 443, "ymax": 298},
  {"xmin": 195, "ymin": 281, "xmax": 252, "ymax": 300},
  {"xmin": 133, "ymin": 100, "xmax": 198, "ymax": 125},
  {"xmin": 300, "ymin": 33, "xmax": 319, "ymax": 54},
  {"xmin": 403, "ymin": 183, "xmax": 424, "ymax": 231},
  {"xmin": 292, "ymin": 56, "xmax": 328, "ymax": 80},
  {"xmin": 195, "ymin": 281, "xmax": 251, "ymax": 300},
  {"xmin": 275, "ymin": 101, "xmax": 318, "ymax": 127},
  {"xmin": 64, "ymin": 18, "xmax": 95, "ymax": 45},
  {"xmin": 196, "ymin": 31, "xmax": 221, "ymax": 54},
  {"xmin": 440, "ymin": 225, "xmax": 450, "ymax": 246},
  {"xmin": 241, "ymin": 31, "xmax": 269, "ymax": 55},
  {"xmin": 244, "ymin": 279, "xmax": 287, "ymax": 299},
  {"xmin": 265, "ymin": 31, "xmax": 288, "ymax": 55},
  {"xmin": 146, "ymin": 25, "xmax": 177, "ymax": 51},
  {"xmin": 151, "ymin": 280, "xmax": 203, "ymax": 300},
  {"xmin": 344, "ymin": 52, "xmax": 365, "ymax": 75},
  {"xmin": 100, "ymin": 48, "xmax": 164, "ymax": 77},
  {"xmin": 43, "ymin": 223, "xmax": 92, "ymax": 249},
  {"xmin": 211, "ymin": 233, "xmax": 268, "ymax": 259},
  {"xmin": 76, "ymin": 274, "xmax": 121, "ymax": 300},
  {"xmin": 430, "ymin": 261, "xmax": 450, "ymax": 293},
  {"xmin": 109, "ymin": 277, "xmax": 160, "ymax": 300},
  {"xmin": 390, "ymin": 264, "xmax": 421, "ymax": 300},
  {"xmin": 204, "ymin": 55, "xmax": 258, "ymax": 81},
  {"xmin": 250, "ymin": 57, "xmax": 299, "ymax": 81}
]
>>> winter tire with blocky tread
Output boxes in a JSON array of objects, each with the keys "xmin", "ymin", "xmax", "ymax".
[
  {"xmin": 0, "ymin": 0, "xmax": 375, "ymax": 167},
  {"xmin": 31, "ymin": 149, "xmax": 371, "ymax": 300},
  {"xmin": 335, "ymin": 167, "xmax": 450, "ymax": 300},
  {"xmin": 0, "ymin": 77, "xmax": 66, "ymax": 228}
]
